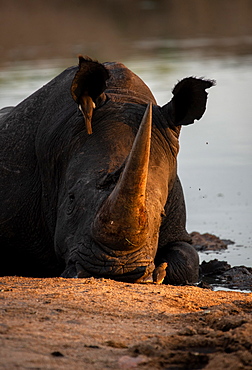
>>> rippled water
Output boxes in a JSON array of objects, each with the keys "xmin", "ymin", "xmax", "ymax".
[{"xmin": 0, "ymin": 52, "xmax": 251, "ymax": 267}]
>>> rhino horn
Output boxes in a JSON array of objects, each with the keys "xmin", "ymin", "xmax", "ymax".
[{"xmin": 92, "ymin": 103, "xmax": 152, "ymax": 251}]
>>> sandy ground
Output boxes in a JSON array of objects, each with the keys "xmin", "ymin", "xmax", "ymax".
[{"xmin": 0, "ymin": 276, "xmax": 251, "ymax": 369}]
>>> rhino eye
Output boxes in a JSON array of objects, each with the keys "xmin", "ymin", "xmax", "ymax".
[
  {"xmin": 69, "ymin": 193, "xmax": 75, "ymax": 201},
  {"xmin": 66, "ymin": 193, "xmax": 75, "ymax": 215}
]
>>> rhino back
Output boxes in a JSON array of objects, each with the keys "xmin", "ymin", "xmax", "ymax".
[
  {"xmin": 0, "ymin": 67, "xmax": 77, "ymax": 223},
  {"xmin": 0, "ymin": 67, "xmax": 80, "ymax": 275}
]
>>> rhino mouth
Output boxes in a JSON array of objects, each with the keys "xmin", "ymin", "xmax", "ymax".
[
  {"xmin": 60, "ymin": 240, "xmax": 155, "ymax": 283},
  {"xmin": 76, "ymin": 261, "xmax": 154, "ymax": 283}
]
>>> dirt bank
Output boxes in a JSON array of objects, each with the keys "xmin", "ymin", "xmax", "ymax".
[{"xmin": 0, "ymin": 276, "xmax": 251, "ymax": 369}]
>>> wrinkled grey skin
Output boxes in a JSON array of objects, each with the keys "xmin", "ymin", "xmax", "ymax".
[{"xmin": 0, "ymin": 60, "xmax": 213, "ymax": 283}]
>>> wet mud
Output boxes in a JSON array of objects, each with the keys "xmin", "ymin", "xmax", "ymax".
[{"xmin": 191, "ymin": 232, "xmax": 252, "ymax": 292}]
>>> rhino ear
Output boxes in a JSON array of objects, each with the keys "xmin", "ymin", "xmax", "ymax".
[
  {"xmin": 71, "ymin": 55, "xmax": 110, "ymax": 134},
  {"xmin": 162, "ymin": 77, "xmax": 215, "ymax": 126},
  {"xmin": 71, "ymin": 55, "xmax": 109, "ymax": 104}
]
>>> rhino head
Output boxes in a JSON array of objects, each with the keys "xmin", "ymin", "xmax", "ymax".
[{"xmin": 54, "ymin": 56, "xmax": 214, "ymax": 283}]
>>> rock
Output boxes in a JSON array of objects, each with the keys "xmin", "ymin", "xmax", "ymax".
[
  {"xmin": 118, "ymin": 355, "xmax": 149, "ymax": 368},
  {"xmin": 200, "ymin": 259, "xmax": 231, "ymax": 276},
  {"xmin": 51, "ymin": 351, "xmax": 64, "ymax": 357},
  {"xmin": 178, "ymin": 326, "xmax": 197, "ymax": 336},
  {"xmin": 190, "ymin": 232, "xmax": 234, "ymax": 251},
  {"xmin": 105, "ymin": 340, "xmax": 128, "ymax": 348},
  {"xmin": 222, "ymin": 266, "xmax": 252, "ymax": 290},
  {"xmin": 199, "ymin": 261, "xmax": 252, "ymax": 291}
]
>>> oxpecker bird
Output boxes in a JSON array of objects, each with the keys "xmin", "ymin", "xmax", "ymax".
[
  {"xmin": 153, "ymin": 262, "xmax": 168, "ymax": 284},
  {"xmin": 71, "ymin": 55, "xmax": 109, "ymax": 134}
]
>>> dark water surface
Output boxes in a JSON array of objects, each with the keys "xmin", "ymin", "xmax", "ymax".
[{"xmin": 0, "ymin": 50, "xmax": 251, "ymax": 268}]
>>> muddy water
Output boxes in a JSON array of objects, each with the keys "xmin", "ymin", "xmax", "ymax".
[{"xmin": 0, "ymin": 52, "xmax": 251, "ymax": 267}]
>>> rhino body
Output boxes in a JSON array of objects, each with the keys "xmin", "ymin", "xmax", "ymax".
[{"xmin": 0, "ymin": 57, "xmax": 214, "ymax": 283}]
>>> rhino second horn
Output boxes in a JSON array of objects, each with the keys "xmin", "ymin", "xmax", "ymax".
[{"xmin": 92, "ymin": 103, "xmax": 152, "ymax": 251}]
